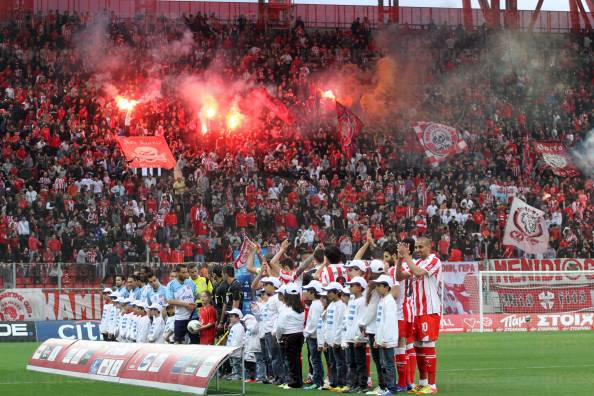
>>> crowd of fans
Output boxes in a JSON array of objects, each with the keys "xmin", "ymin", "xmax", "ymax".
[{"xmin": 0, "ymin": 9, "xmax": 594, "ymax": 280}]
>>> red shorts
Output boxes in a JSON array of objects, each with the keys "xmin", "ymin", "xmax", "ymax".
[
  {"xmin": 398, "ymin": 320, "xmax": 412, "ymax": 340},
  {"xmin": 413, "ymin": 314, "xmax": 440, "ymax": 342}
]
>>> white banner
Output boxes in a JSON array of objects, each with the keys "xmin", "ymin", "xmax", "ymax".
[
  {"xmin": 503, "ymin": 197, "xmax": 549, "ymax": 254},
  {"xmin": 442, "ymin": 262, "xmax": 479, "ymax": 315},
  {"xmin": 0, "ymin": 289, "xmax": 103, "ymax": 321}
]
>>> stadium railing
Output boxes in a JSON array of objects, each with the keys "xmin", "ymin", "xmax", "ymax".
[
  {"xmin": 0, "ymin": 261, "xmax": 216, "ymax": 291},
  {"xmin": 5, "ymin": 1, "xmax": 583, "ymax": 32}
]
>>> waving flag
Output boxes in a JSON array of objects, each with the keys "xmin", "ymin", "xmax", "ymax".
[
  {"xmin": 249, "ymin": 87, "xmax": 294, "ymax": 125},
  {"xmin": 234, "ymin": 237, "xmax": 252, "ymax": 269},
  {"xmin": 412, "ymin": 122, "xmax": 467, "ymax": 166},
  {"xmin": 115, "ymin": 136, "xmax": 176, "ymax": 169},
  {"xmin": 336, "ymin": 101, "xmax": 363, "ymax": 159},
  {"xmin": 503, "ymin": 197, "xmax": 549, "ymax": 254},
  {"xmin": 533, "ymin": 141, "xmax": 579, "ymax": 177}
]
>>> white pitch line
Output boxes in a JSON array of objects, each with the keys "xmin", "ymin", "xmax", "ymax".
[
  {"xmin": 440, "ymin": 364, "xmax": 594, "ymax": 372},
  {"xmin": 0, "ymin": 380, "xmax": 88, "ymax": 385}
]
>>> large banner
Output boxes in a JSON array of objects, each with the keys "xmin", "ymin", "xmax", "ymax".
[
  {"xmin": 412, "ymin": 122, "xmax": 467, "ymax": 166},
  {"xmin": 441, "ymin": 313, "xmax": 594, "ymax": 333},
  {"xmin": 494, "ymin": 285, "xmax": 592, "ymax": 314},
  {"xmin": 115, "ymin": 136, "xmax": 176, "ymax": 169},
  {"xmin": 533, "ymin": 141, "xmax": 579, "ymax": 177},
  {"xmin": 503, "ymin": 197, "xmax": 549, "ymax": 254},
  {"xmin": 0, "ymin": 289, "xmax": 103, "ymax": 321},
  {"xmin": 442, "ymin": 262, "xmax": 479, "ymax": 315},
  {"xmin": 489, "ymin": 258, "xmax": 594, "ymax": 286},
  {"xmin": 490, "ymin": 258, "xmax": 594, "ymax": 272},
  {"xmin": 28, "ymin": 339, "xmax": 239, "ymax": 395}
]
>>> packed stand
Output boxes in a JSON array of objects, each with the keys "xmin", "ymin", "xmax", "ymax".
[{"xmin": 0, "ymin": 11, "xmax": 593, "ymax": 292}]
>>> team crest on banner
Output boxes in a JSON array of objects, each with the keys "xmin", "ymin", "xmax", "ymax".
[
  {"xmin": 412, "ymin": 122, "xmax": 467, "ymax": 165},
  {"xmin": 503, "ymin": 197, "xmax": 549, "ymax": 254},
  {"xmin": 336, "ymin": 102, "xmax": 363, "ymax": 159},
  {"xmin": 533, "ymin": 141, "xmax": 579, "ymax": 177}
]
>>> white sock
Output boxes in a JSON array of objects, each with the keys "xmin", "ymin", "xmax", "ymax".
[{"xmin": 419, "ymin": 379, "xmax": 428, "ymax": 386}]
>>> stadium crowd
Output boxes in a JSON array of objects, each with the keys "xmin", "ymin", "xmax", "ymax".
[{"xmin": 0, "ymin": 8, "xmax": 593, "ymax": 280}]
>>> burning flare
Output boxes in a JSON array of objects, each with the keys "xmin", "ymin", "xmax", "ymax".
[
  {"xmin": 321, "ymin": 90, "xmax": 336, "ymax": 101},
  {"xmin": 226, "ymin": 106, "xmax": 244, "ymax": 131},
  {"xmin": 203, "ymin": 96, "xmax": 218, "ymax": 119},
  {"xmin": 115, "ymin": 96, "xmax": 138, "ymax": 112}
]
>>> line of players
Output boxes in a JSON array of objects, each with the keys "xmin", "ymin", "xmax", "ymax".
[
  {"xmin": 97, "ymin": 235, "xmax": 441, "ymax": 395},
  {"xmin": 247, "ymin": 236, "xmax": 441, "ymax": 395}
]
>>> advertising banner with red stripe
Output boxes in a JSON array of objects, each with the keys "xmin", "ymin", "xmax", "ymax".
[
  {"xmin": 28, "ymin": 339, "xmax": 239, "ymax": 395},
  {"xmin": 441, "ymin": 313, "xmax": 594, "ymax": 333},
  {"xmin": 489, "ymin": 258, "xmax": 594, "ymax": 285},
  {"xmin": 533, "ymin": 141, "xmax": 579, "ymax": 177},
  {"xmin": 115, "ymin": 136, "xmax": 176, "ymax": 169},
  {"xmin": 412, "ymin": 122, "xmax": 467, "ymax": 166}
]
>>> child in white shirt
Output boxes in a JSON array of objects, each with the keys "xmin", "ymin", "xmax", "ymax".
[
  {"xmin": 147, "ymin": 304, "xmax": 165, "ymax": 343},
  {"xmin": 226, "ymin": 309, "xmax": 245, "ymax": 380}
]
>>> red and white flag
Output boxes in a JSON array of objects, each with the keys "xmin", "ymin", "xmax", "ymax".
[
  {"xmin": 533, "ymin": 141, "xmax": 579, "ymax": 177},
  {"xmin": 336, "ymin": 101, "xmax": 363, "ymax": 159},
  {"xmin": 412, "ymin": 122, "xmax": 467, "ymax": 166},
  {"xmin": 234, "ymin": 237, "xmax": 252, "ymax": 269},
  {"xmin": 503, "ymin": 197, "xmax": 549, "ymax": 254}
]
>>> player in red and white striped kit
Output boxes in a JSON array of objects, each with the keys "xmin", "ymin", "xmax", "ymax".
[
  {"xmin": 384, "ymin": 238, "xmax": 417, "ymax": 390},
  {"xmin": 398, "ymin": 237, "xmax": 442, "ymax": 395},
  {"xmin": 315, "ymin": 245, "xmax": 349, "ymax": 286},
  {"xmin": 386, "ymin": 239, "xmax": 416, "ymax": 393}
]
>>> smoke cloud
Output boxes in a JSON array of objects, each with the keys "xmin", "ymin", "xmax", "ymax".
[{"xmin": 571, "ymin": 129, "xmax": 594, "ymax": 179}]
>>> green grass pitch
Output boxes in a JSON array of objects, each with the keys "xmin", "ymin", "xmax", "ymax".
[{"xmin": 1, "ymin": 331, "xmax": 592, "ymax": 395}]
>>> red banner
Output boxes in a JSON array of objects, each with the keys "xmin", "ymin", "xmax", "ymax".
[
  {"xmin": 533, "ymin": 141, "xmax": 579, "ymax": 177},
  {"xmin": 412, "ymin": 122, "xmax": 467, "ymax": 166},
  {"xmin": 441, "ymin": 313, "xmax": 594, "ymax": 333},
  {"xmin": 115, "ymin": 136, "xmax": 176, "ymax": 169},
  {"xmin": 0, "ymin": 289, "xmax": 103, "ymax": 321},
  {"xmin": 494, "ymin": 285, "xmax": 592, "ymax": 313},
  {"xmin": 336, "ymin": 102, "xmax": 363, "ymax": 159},
  {"xmin": 28, "ymin": 339, "xmax": 239, "ymax": 395}
]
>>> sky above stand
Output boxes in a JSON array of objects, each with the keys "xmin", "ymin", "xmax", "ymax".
[{"xmin": 282, "ymin": 1, "xmax": 578, "ymax": 11}]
